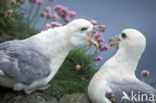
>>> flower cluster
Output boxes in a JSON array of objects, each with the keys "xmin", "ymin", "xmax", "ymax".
[
  {"xmin": 53, "ymin": 5, "xmax": 77, "ymax": 23},
  {"xmin": 42, "ymin": 5, "xmax": 77, "ymax": 30},
  {"xmin": 90, "ymin": 20, "xmax": 109, "ymax": 52},
  {"xmin": 78, "ymin": 19, "xmax": 109, "ymax": 64},
  {"xmin": 41, "ymin": 6, "xmax": 59, "ymax": 21}
]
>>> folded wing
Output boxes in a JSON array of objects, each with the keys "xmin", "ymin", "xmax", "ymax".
[
  {"xmin": 108, "ymin": 79, "xmax": 156, "ymax": 103},
  {"xmin": 0, "ymin": 40, "xmax": 51, "ymax": 85}
]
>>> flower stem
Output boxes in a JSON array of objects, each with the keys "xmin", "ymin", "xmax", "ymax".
[
  {"xmin": 30, "ymin": 5, "xmax": 41, "ymax": 27},
  {"xmin": 142, "ymin": 76, "xmax": 144, "ymax": 82},
  {"xmin": 27, "ymin": 3, "xmax": 34, "ymax": 26}
]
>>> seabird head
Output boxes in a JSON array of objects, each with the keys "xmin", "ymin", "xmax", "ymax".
[
  {"xmin": 65, "ymin": 19, "xmax": 99, "ymax": 47},
  {"xmin": 109, "ymin": 28, "xmax": 146, "ymax": 56}
]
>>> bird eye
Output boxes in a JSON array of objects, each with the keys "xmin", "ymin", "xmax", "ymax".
[
  {"xmin": 81, "ymin": 27, "xmax": 88, "ymax": 31},
  {"xmin": 121, "ymin": 33, "xmax": 127, "ymax": 38}
]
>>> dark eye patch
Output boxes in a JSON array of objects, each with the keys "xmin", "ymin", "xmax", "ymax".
[
  {"xmin": 121, "ymin": 33, "xmax": 127, "ymax": 38},
  {"xmin": 81, "ymin": 27, "xmax": 88, "ymax": 31}
]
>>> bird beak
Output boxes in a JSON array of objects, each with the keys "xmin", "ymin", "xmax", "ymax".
[
  {"xmin": 109, "ymin": 36, "xmax": 120, "ymax": 49},
  {"xmin": 91, "ymin": 26, "xmax": 105, "ymax": 32},
  {"xmin": 87, "ymin": 34, "xmax": 99, "ymax": 47}
]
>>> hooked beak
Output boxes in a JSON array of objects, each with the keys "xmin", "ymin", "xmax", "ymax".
[
  {"xmin": 109, "ymin": 36, "xmax": 120, "ymax": 49},
  {"xmin": 91, "ymin": 25, "xmax": 106, "ymax": 32},
  {"xmin": 87, "ymin": 34, "xmax": 99, "ymax": 48}
]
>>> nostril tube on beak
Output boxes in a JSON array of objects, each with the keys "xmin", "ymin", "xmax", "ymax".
[{"xmin": 91, "ymin": 25, "xmax": 106, "ymax": 32}]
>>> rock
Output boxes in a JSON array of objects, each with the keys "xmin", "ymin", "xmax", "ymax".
[
  {"xmin": 4, "ymin": 92, "xmax": 47, "ymax": 103},
  {"xmin": 46, "ymin": 98, "xmax": 58, "ymax": 103},
  {"xmin": 0, "ymin": 87, "xmax": 90, "ymax": 103},
  {"xmin": 59, "ymin": 93, "xmax": 90, "ymax": 103}
]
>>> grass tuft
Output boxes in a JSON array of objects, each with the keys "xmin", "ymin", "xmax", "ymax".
[{"xmin": 48, "ymin": 48, "xmax": 97, "ymax": 98}]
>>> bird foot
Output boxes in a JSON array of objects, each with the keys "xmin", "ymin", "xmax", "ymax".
[
  {"xmin": 24, "ymin": 84, "xmax": 51, "ymax": 94},
  {"xmin": 24, "ymin": 88, "xmax": 36, "ymax": 94},
  {"xmin": 37, "ymin": 84, "xmax": 51, "ymax": 91}
]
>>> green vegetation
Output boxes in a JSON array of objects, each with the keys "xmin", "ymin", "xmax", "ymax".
[
  {"xmin": 49, "ymin": 48, "xmax": 97, "ymax": 98},
  {"xmin": 0, "ymin": 0, "xmax": 38, "ymax": 42}
]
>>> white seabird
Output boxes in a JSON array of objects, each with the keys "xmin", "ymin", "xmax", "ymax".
[
  {"xmin": 0, "ymin": 19, "xmax": 99, "ymax": 94},
  {"xmin": 88, "ymin": 29, "xmax": 156, "ymax": 103}
]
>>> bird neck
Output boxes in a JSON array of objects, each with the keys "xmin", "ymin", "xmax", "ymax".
[
  {"xmin": 115, "ymin": 46, "xmax": 143, "ymax": 72},
  {"xmin": 100, "ymin": 46, "xmax": 144, "ymax": 79},
  {"xmin": 27, "ymin": 27, "xmax": 74, "ymax": 60}
]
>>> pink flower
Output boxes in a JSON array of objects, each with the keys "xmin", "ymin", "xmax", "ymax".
[
  {"xmin": 75, "ymin": 64, "xmax": 81, "ymax": 70},
  {"xmin": 64, "ymin": 17, "xmax": 70, "ymax": 23},
  {"xmin": 141, "ymin": 70, "xmax": 150, "ymax": 77},
  {"xmin": 45, "ymin": 23, "xmax": 52, "ymax": 29},
  {"xmin": 95, "ymin": 56, "xmax": 103, "ymax": 61},
  {"xmin": 5, "ymin": 9, "xmax": 13, "ymax": 17},
  {"xmin": 36, "ymin": 0, "xmax": 43, "ymax": 5},
  {"xmin": 40, "ymin": 12, "xmax": 47, "ymax": 18},
  {"xmin": 97, "ymin": 37, "xmax": 104, "ymax": 42},
  {"xmin": 53, "ymin": 5, "xmax": 63, "ymax": 11},
  {"xmin": 50, "ymin": 21, "xmax": 57, "ymax": 26},
  {"xmin": 58, "ymin": 9, "xmax": 64, "ymax": 16},
  {"xmin": 90, "ymin": 19, "xmax": 97, "ymax": 25},
  {"xmin": 68, "ymin": 11, "xmax": 76, "ymax": 18},
  {"xmin": 99, "ymin": 25, "xmax": 106, "ymax": 32},
  {"xmin": 61, "ymin": 7, "xmax": 69, "ymax": 14},
  {"xmin": 46, "ymin": 13, "xmax": 52, "ymax": 19},
  {"xmin": 44, "ymin": 6, "xmax": 51, "ymax": 13},
  {"xmin": 50, "ymin": 21, "xmax": 62, "ymax": 27},
  {"xmin": 52, "ymin": 14, "xmax": 58, "ymax": 21},
  {"xmin": 94, "ymin": 33, "xmax": 104, "ymax": 42},
  {"xmin": 54, "ymin": 5, "xmax": 75, "ymax": 18},
  {"xmin": 56, "ymin": 6, "xmax": 69, "ymax": 17},
  {"xmin": 101, "ymin": 44, "xmax": 109, "ymax": 51},
  {"xmin": 94, "ymin": 32, "xmax": 102, "ymax": 39}
]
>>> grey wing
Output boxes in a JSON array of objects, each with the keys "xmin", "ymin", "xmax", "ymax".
[
  {"xmin": 108, "ymin": 79, "xmax": 156, "ymax": 103},
  {"xmin": 0, "ymin": 41, "xmax": 51, "ymax": 85}
]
